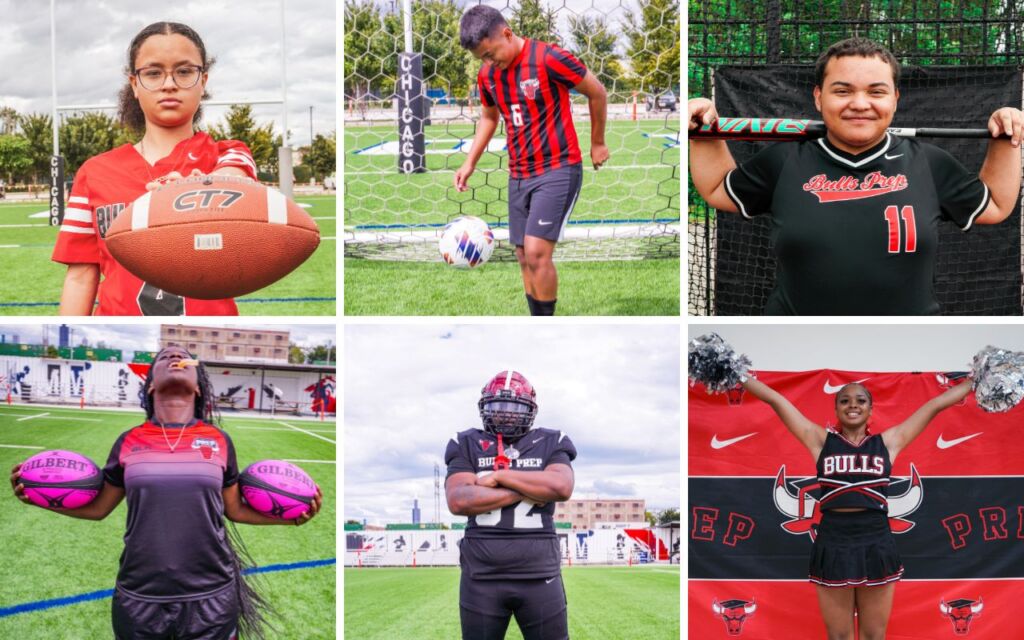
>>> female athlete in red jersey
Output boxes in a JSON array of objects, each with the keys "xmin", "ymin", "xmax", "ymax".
[
  {"xmin": 53, "ymin": 22, "xmax": 260, "ymax": 316},
  {"xmin": 740, "ymin": 376, "xmax": 972, "ymax": 640},
  {"xmin": 10, "ymin": 346, "xmax": 323, "ymax": 639}
]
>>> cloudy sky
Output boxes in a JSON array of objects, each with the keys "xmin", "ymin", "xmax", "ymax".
[
  {"xmin": 0, "ymin": 0, "xmax": 335, "ymax": 145},
  {"xmin": 345, "ymin": 324, "xmax": 680, "ymax": 527},
  {"xmin": 0, "ymin": 322, "xmax": 335, "ymax": 355},
  {"xmin": 689, "ymin": 323, "xmax": 1024, "ymax": 371}
]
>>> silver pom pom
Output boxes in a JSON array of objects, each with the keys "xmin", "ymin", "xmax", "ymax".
[
  {"xmin": 972, "ymin": 346, "xmax": 1024, "ymax": 413},
  {"xmin": 688, "ymin": 333, "xmax": 752, "ymax": 394}
]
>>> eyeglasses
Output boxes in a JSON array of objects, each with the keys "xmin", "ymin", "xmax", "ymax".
[{"xmin": 134, "ymin": 65, "xmax": 204, "ymax": 91}]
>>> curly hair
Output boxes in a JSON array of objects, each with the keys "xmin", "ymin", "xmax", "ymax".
[{"xmin": 118, "ymin": 22, "xmax": 215, "ymax": 133}]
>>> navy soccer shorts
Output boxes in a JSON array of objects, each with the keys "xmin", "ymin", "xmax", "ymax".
[
  {"xmin": 460, "ymin": 571, "xmax": 569, "ymax": 640},
  {"xmin": 809, "ymin": 509, "xmax": 904, "ymax": 588},
  {"xmin": 112, "ymin": 584, "xmax": 239, "ymax": 640},
  {"xmin": 508, "ymin": 163, "xmax": 583, "ymax": 245}
]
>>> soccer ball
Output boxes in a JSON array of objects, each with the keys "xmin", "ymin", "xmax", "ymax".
[{"xmin": 439, "ymin": 216, "xmax": 495, "ymax": 268}]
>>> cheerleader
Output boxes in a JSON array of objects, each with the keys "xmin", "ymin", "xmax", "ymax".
[{"xmin": 741, "ymin": 376, "xmax": 971, "ymax": 640}]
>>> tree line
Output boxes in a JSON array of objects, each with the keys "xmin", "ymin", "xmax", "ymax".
[
  {"xmin": 0, "ymin": 104, "xmax": 336, "ymax": 187},
  {"xmin": 344, "ymin": 0, "xmax": 680, "ymax": 101}
]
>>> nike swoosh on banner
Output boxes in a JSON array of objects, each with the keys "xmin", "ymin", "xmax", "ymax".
[
  {"xmin": 936, "ymin": 432, "xmax": 983, "ymax": 449},
  {"xmin": 823, "ymin": 377, "xmax": 871, "ymax": 394},
  {"xmin": 710, "ymin": 433, "xmax": 757, "ymax": 449},
  {"xmin": 188, "ymin": 152, "xmax": 199, "ymax": 161}
]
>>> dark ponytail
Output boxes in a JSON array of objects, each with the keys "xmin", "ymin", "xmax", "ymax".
[{"xmin": 118, "ymin": 22, "xmax": 215, "ymax": 133}]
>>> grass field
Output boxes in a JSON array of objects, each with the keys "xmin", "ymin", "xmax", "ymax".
[
  {"xmin": 0, "ymin": 404, "xmax": 336, "ymax": 639},
  {"xmin": 344, "ymin": 257, "xmax": 680, "ymax": 315},
  {"xmin": 0, "ymin": 196, "xmax": 336, "ymax": 316},
  {"xmin": 344, "ymin": 565, "xmax": 680, "ymax": 639},
  {"xmin": 343, "ymin": 119, "xmax": 680, "ymax": 315}
]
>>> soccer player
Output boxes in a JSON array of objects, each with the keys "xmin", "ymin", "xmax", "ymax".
[
  {"xmin": 456, "ymin": 6, "xmax": 610, "ymax": 316},
  {"xmin": 10, "ymin": 346, "xmax": 323, "ymax": 640},
  {"xmin": 53, "ymin": 22, "xmax": 259, "ymax": 316},
  {"xmin": 689, "ymin": 37, "xmax": 1024, "ymax": 315},
  {"xmin": 445, "ymin": 370, "xmax": 577, "ymax": 640}
]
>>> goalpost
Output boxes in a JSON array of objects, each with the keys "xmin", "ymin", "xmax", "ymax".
[{"xmin": 343, "ymin": 0, "xmax": 681, "ymax": 263}]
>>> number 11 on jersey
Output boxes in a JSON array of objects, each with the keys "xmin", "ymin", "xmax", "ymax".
[{"xmin": 884, "ymin": 205, "xmax": 917, "ymax": 254}]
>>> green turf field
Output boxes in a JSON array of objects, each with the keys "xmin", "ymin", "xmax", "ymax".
[
  {"xmin": 344, "ymin": 257, "xmax": 680, "ymax": 315},
  {"xmin": 344, "ymin": 565, "xmax": 680, "ymax": 639},
  {"xmin": 345, "ymin": 121, "xmax": 680, "ymax": 228},
  {"xmin": 0, "ymin": 196, "xmax": 336, "ymax": 316},
  {"xmin": 344, "ymin": 119, "xmax": 680, "ymax": 316},
  {"xmin": 0, "ymin": 405, "xmax": 336, "ymax": 639}
]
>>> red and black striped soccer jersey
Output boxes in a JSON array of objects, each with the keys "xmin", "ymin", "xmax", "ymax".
[
  {"xmin": 103, "ymin": 420, "xmax": 240, "ymax": 600},
  {"xmin": 815, "ymin": 427, "xmax": 892, "ymax": 513},
  {"xmin": 52, "ymin": 132, "xmax": 257, "ymax": 316},
  {"xmin": 477, "ymin": 39, "xmax": 587, "ymax": 179}
]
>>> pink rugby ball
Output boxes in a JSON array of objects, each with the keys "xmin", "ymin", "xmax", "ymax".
[
  {"xmin": 19, "ymin": 450, "xmax": 103, "ymax": 510},
  {"xmin": 239, "ymin": 460, "xmax": 317, "ymax": 520}
]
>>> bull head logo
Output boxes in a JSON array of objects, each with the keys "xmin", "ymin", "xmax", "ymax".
[
  {"xmin": 774, "ymin": 463, "xmax": 922, "ymax": 541},
  {"xmin": 519, "ymin": 78, "xmax": 540, "ymax": 100},
  {"xmin": 940, "ymin": 597, "xmax": 983, "ymax": 635},
  {"xmin": 712, "ymin": 598, "xmax": 756, "ymax": 636}
]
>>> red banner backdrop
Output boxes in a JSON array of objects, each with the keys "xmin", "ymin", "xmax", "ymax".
[{"xmin": 688, "ymin": 370, "xmax": 1024, "ymax": 639}]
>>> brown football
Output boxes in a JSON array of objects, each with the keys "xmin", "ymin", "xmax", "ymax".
[{"xmin": 105, "ymin": 175, "xmax": 320, "ymax": 299}]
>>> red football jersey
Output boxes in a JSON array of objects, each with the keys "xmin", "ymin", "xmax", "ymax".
[
  {"xmin": 52, "ymin": 132, "xmax": 258, "ymax": 316},
  {"xmin": 477, "ymin": 39, "xmax": 587, "ymax": 179}
]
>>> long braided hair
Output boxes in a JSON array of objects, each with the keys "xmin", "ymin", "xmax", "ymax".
[{"xmin": 139, "ymin": 348, "xmax": 275, "ymax": 639}]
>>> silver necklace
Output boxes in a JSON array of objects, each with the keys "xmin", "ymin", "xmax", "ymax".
[{"xmin": 157, "ymin": 419, "xmax": 187, "ymax": 453}]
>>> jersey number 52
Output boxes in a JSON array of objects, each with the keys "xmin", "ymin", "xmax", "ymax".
[{"xmin": 475, "ymin": 470, "xmax": 543, "ymax": 528}]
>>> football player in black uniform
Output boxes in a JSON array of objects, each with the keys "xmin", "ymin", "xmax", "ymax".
[
  {"xmin": 740, "ymin": 375, "xmax": 974, "ymax": 640},
  {"xmin": 445, "ymin": 370, "xmax": 577, "ymax": 640},
  {"xmin": 688, "ymin": 37, "xmax": 1024, "ymax": 315}
]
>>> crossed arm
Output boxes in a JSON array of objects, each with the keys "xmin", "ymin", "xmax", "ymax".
[{"xmin": 445, "ymin": 464, "xmax": 575, "ymax": 516}]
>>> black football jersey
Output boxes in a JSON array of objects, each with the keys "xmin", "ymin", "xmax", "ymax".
[
  {"xmin": 725, "ymin": 134, "xmax": 990, "ymax": 315},
  {"xmin": 816, "ymin": 428, "xmax": 892, "ymax": 513},
  {"xmin": 445, "ymin": 427, "xmax": 576, "ymax": 538}
]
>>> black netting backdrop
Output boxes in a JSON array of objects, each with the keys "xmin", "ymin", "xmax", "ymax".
[{"xmin": 688, "ymin": 0, "xmax": 1024, "ymax": 316}]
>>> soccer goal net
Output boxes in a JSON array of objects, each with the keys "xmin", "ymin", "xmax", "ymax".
[{"xmin": 344, "ymin": 0, "xmax": 681, "ymax": 262}]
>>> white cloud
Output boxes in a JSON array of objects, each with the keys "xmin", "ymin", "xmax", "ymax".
[{"xmin": 344, "ymin": 324, "xmax": 681, "ymax": 526}]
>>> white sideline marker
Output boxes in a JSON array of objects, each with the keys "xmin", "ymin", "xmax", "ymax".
[
  {"xmin": 236, "ymin": 426, "xmax": 336, "ymax": 434},
  {"xmin": 16, "ymin": 412, "xmax": 50, "ymax": 422},
  {"xmin": 0, "ymin": 444, "xmax": 45, "ymax": 450},
  {"xmin": 276, "ymin": 421, "xmax": 336, "ymax": 444}
]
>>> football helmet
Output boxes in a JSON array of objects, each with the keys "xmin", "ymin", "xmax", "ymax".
[{"xmin": 479, "ymin": 370, "xmax": 537, "ymax": 441}]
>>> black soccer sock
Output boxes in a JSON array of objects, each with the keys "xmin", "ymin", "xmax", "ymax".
[
  {"xmin": 534, "ymin": 298, "xmax": 556, "ymax": 316},
  {"xmin": 525, "ymin": 294, "xmax": 539, "ymax": 316}
]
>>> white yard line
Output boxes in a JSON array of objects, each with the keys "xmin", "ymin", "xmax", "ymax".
[
  {"xmin": 276, "ymin": 421, "xmax": 337, "ymax": 444},
  {"xmin": 16, "ymin": 412, "xmax": 50, "ymax": 422},
  {"xmin": 0, "ymin": 444, "xmax": 45, "ymax": 449},
  {"xmin": 236, "ymin": 426, "xmax": 337, "ymax": 434}
]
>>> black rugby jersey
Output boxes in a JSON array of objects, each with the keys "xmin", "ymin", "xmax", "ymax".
[
  {"xmin": 725, "ymin": 134, "xmax": 990, "ymax": 315},
  {"xmin": 104, "ymin": 420, "xmax": 239, "ymax": 600},
  {"xmin": 816, "ymin": 428, "xmax": 892, "ymax": 513}
]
